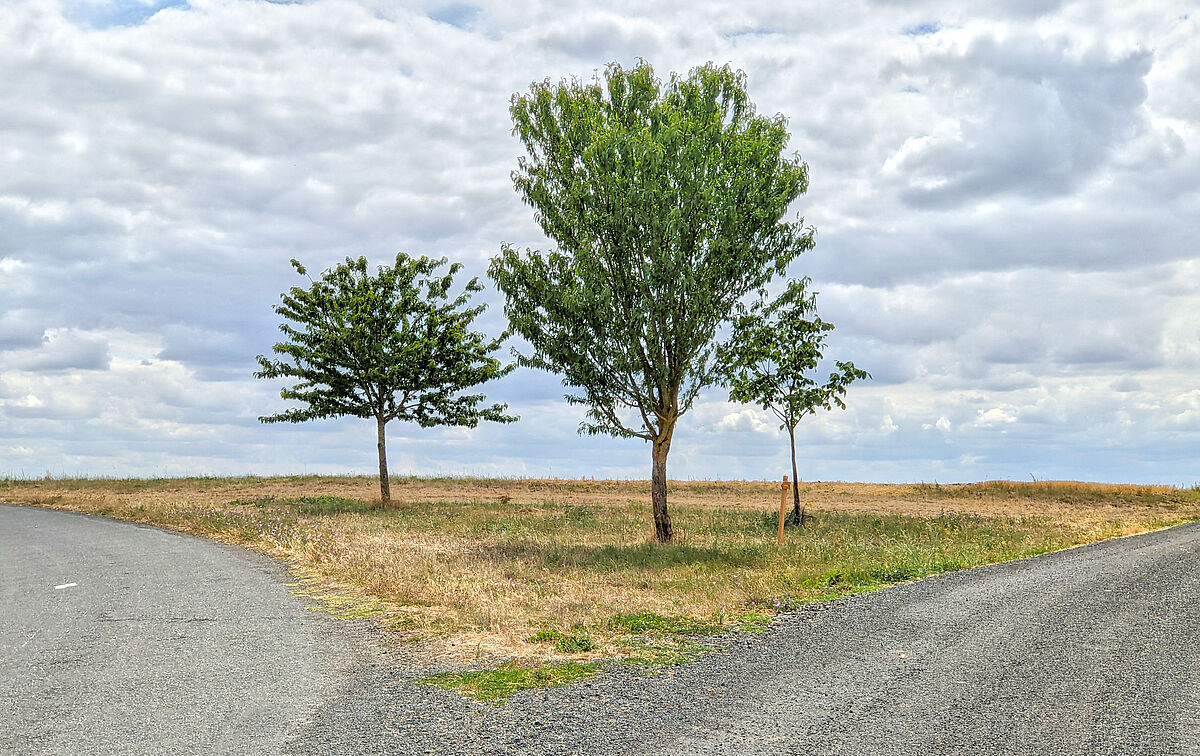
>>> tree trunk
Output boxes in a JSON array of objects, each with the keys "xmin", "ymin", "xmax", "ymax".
[
  {"xmin": 651, "ymin": 431, "xmax": 674, "ymax": 543},
  {"xmin": 789, "ymin": 424, "xmax": 803, "ymax": 525},
  {"xmin": 376, "ymin": 414, "xmax": 391, "ymax": 508}
]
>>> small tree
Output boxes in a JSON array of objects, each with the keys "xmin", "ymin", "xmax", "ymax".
[
  {"xmin": 717, "ymin": 279, "xmax": 868, "ymax": 525},
  {"xmin": 255, "ymin": 254, "xmax": 515, "ymax": 506},
  {"xmin": 489, "ymin": 61, "xmax": 815, "ymax": 542}
]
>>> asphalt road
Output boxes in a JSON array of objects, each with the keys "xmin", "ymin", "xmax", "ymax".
[
  {"xmin": 4, "ymin": 504, "xmax": 1198, "ymax": 755},
  {"xmin": 0, "ymin": 504, "xmax": 357, "ymax": 755},
  {"xmin": 654, "ymin": 520, "xmax": 1200, "ymax": 756}
]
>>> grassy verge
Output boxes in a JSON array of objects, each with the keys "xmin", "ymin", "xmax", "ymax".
[
  {"xmin": 4, "ymin": 476, "xmax": 1198, "ymax": 701},
  {"xmin": 422, "ymin": 661, "xmax": 601, "ymax": 703}
]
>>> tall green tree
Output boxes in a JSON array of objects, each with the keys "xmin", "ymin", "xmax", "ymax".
[
  {"xmin": 717, "ymin": 279, "xmax": 868, "ymax": 525},
  {"xmin": 255, "ymin": 254, "xmax": 515, "ymax": 506},
  {"xmin": 489, "ymin": 61, "xmax": 815, "ymax": 542}
]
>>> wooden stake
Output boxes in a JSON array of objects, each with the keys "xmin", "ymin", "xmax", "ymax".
[{"xmin": 778, "ymin": 475, "xmax": 790, "ymax": 545}]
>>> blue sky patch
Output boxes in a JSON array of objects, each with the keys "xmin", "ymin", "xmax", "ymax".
[
  {"xmin": 429, "ymin": 3, "xmax": 478, "ymax": 28},
  {"xmin": 904, "ymin": 22, "xmax": 940, "ymax": 36},
  {"xmin": 723, "ymin": 26, "xmax": 781, "ymax": 39},
  {"xmin": 66, "ymin": 0, "xmax": 190, "ymax": 29}
]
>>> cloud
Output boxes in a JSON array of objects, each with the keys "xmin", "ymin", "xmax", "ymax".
[
  {"xmin": 157, "ymin": 324, "xmax": 258, "ymax": 379},
  {"xmin": 0, "ymin": 0, "xmax": 1196, "ymax": 484},
  {"xmin": 975, "ymin": 407, "xmax": 1017, "ymax": 427},
  {"xmin": 4, "ymin": 329, "xmax": 111, "ymax": 372},
  {"xmin": 885, "ymin": 33, "xmax": 1152, "ymax": 207},
  {"xmin": 0, "ymin": 310, "xmax": 44, "ymax": 350},
  {"xmin": 716, "ymin": 408, "xmax": 780, "ymax": 437},
  {"xmin": 533, "ymin": 13, "xmax": 665, "ymax": 60}
]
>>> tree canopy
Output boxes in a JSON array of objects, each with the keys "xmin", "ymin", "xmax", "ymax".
[
  {"xmin": 256, "ymin": 254, "xmax": 515, "ymax": 505},
  {"xmin": 717, "ymin": 279, "xmax": 868, "ymax": 524},
  {"xmin": 489, "ymin": 61, "xmax": 815, "ymax": 541}
]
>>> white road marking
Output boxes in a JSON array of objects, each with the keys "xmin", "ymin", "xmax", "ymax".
[{"xmin": 54, "ymin": 582, "xmax": 77, "ymax": 590}]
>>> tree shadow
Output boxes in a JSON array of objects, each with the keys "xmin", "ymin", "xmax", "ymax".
[{"xmin": 475, "ymin": 540, "xmax": 771, "ymax": 572}]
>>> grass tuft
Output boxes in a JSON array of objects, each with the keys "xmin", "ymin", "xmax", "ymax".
[
  {"xmin": 527, "ymin": 629, "xmax": 598, "ymax": 653},
  {"xmin": 608, "ymin": 611, "xmax": 720, "ymax": 636},
  {"xmin": 554, "ymin": 634, "xmax": 597, "ymax": 653},
  {"xmin": 421, "ymin": 661, "xmax": 601, "ymax": 703},
  {"xmin": 293, "ymin": 495, "xmax": 371, "ymax": 515},
  {"xmin": 615, "ymin": 636, "xmax": 713, "ymax": 671}
]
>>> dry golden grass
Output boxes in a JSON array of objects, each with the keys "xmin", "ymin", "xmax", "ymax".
[{"xmin": 4, "ymin": 475, "xmax": 1198, "ymax": 663}]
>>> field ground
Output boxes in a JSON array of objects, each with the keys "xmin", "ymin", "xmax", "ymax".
[{"xmin": 4, "ymin": 475, "xmax": 1199, "ymax": 693}]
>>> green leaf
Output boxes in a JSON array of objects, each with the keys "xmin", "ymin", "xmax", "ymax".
[
  {"xmin": 715, "ymin": 278, "xmax": 869, "ymax": 445},
  {"xmin": 255, "ymin": 253, "xmax": 517, "ymax": 486},
  {"xmin": 490, "ymin": 61, "xmax": 817, "ymax": 541},
  {"xmin": 491, "ymin": 62, "xmax": 815, "ymax": 438}
]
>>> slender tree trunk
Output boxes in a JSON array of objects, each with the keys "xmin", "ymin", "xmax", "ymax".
[
  {"xmin": 789, "ymin": 424, "xmax": 803, "ymax": 525},
  {"xmin": 376, "ymin": 414, "xmax": 391, "ymax": 508},
  {"xmin": 651, "ymin": 430, "xmax": 674, "ymax": 543}
]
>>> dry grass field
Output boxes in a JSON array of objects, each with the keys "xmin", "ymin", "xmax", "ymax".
[{"xmin": 4, "ymin": 475, "xmax": 1198, "ymax": 670}]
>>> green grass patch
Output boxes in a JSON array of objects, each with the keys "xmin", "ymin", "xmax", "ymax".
[
  {"xmin": 289, "ymin": 495, "xmax": 372, "ymax": 516},
  {"xmin": 614, "ymin": 636, "xmax": 713, "ymax": 671},
  {"xmin": 528, "ymin": 629, "xmax": 561, "ymax": 643},
  {"xmin": 289, "ymin": 574, "xmax": 389, "ymax": 621},
  {"xmin": 730, "ymin": 609, "xmax": 773, "ymax": 632},
  {"xmin": 229, "ymin": 495, "xmax": 278, "ymax": 508},
  {"xmin": 527, "ymin": 629, "xmax": 598, "ymax": 653},
  {"xmin": 555, "ymin": 634, "xmax": 597, "ymax": 653},
  {"xmin": 608, "ymin": 611, "xmax": 721, "ymax": 636},
  {"xmin": 421, "ymin": 661, "xmax": 601, "ymax": 703}
]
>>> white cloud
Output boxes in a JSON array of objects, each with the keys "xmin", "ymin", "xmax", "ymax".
[
  {"xmin": 0, "ymin": 0, "xmax": 1196, "ymax": 483},
  {"xmin": 716, "ymin": 409, "xmax": 779, "ymax": 436},
  {"xmin": 3, "ymin": 329, "xmax": 111, "ymax": 372},
  {"xmin": 975, "ymin": 407, "xmax": 1017, "ymax": 426},
  {"xmin": 923, "ymin": 416, "xmax": 952, "ymax": 432}
]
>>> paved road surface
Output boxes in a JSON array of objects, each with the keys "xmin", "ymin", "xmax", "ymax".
[
  {"xmin": 0, "ymin": 504, "xmax": 356, "ymax": 755},
  {"xmin": 3, "ymin": 503, "xmax": 1198, "ymax": 755}
]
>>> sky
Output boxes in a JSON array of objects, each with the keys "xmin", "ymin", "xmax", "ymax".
[{"xmin": 1, "ymin": 0, "xmax": 1197, "ymax": 484}]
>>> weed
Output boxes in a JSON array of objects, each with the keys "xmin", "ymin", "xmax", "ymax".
[
  {"xmin": 870, "ymin": 566, "xmax": 919, "ymax": 583},
  {"xmin": 561, "ymin": 504, "xmax": 595, "ymax": 524},
  {"xmin": 230, "ymin": 495, "xmax": 278, "ymax": 508},
  {"xmin": 554, "ymin": 633, "xmax": 597, "ymax": 653},
  {"xmin": 525, "ymin": 629, "xmax": 597, "ymax": 653},
  {"xmin": 732, "ymin": 610, "xmax": 773, "ymax": 632},
  {"xmin": 608, "ymin": 612, "xmax": 719, "ymax": 636},
  {"xmin": 614, "ymin": 636, "xmax": 712, "ymax": 671},
  {"xmin": 291, "ymin": 495, "xmax": 371, "ymax": 515},
  {"xmin": 421, "ymin": 661, "xmax": 601, "ymax": 703}
]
